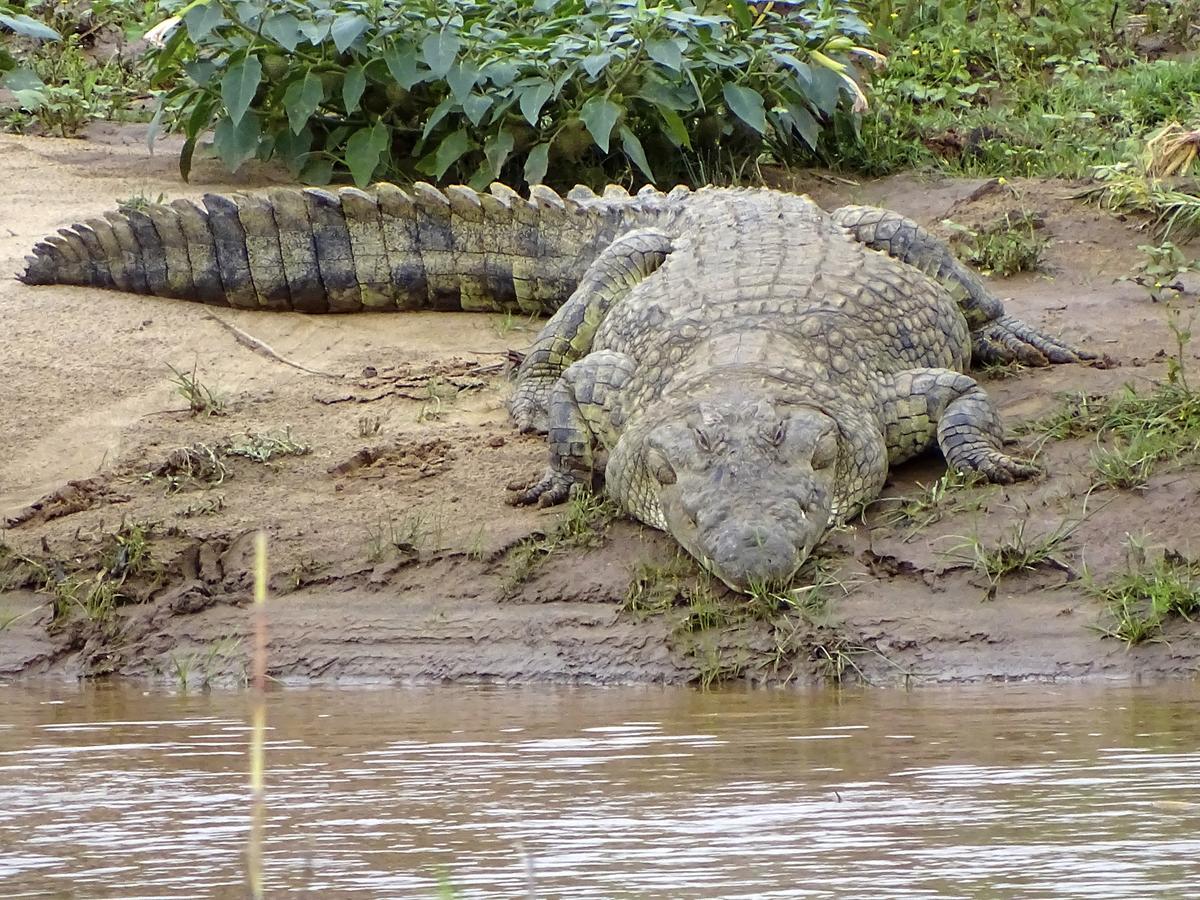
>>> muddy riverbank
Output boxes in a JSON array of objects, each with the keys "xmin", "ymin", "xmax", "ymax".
[{"xmin": 1, "ymin": 126, "xmax": 1198, "ymax": 685}]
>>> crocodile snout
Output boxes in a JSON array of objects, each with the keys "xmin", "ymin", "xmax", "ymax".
[{"xmin": 704, "ymin": 520, "xmax": 808, "ymax": 592}]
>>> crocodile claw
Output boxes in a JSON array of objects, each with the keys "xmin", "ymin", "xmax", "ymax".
[
  {"xmin": 973, "ymin": 314, "xmax": 1094, "ymax": 367},
  {"xmin": 507, "ymin": 470, "xmax": 578, "ymax": 507}
]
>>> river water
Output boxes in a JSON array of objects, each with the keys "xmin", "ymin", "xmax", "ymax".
[{"xmin": 1, "ymin": 682, "xmax": 1198, "ymax": 898}]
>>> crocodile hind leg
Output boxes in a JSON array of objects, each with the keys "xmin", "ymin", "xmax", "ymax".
[
  {"xmin": 509, "ymin": 229, "xmax": 672, "ymax": 433},
  {"xmin": 511, "ymin": 350, "xmax": 636, "ymax": 506},
  {"xmin": 832, "ymin": 205, "xmax": 1093, "ymax": 366},
  {"xmin": 878, "ymin": 367, "xmax": 1038, "ymax": 484}
]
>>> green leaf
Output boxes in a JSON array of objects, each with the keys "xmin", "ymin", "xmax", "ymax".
[
  {"xmin": 722, "ymin": 83, "xmax": 765, "ymax": 133},
  {"xmin": 298, "ymin": 20, "xmax": 329, "ymax": 44},
  {"xmin": 275, "ymin": 126, "xmax": 313, "ymax": 177},
  {"xmin": 656, "ymin": 104, "xmax": 691, "ymax": 149},
  {"xmin": 422, "ymin": 30, "xmax": 460, "ymax": 77},
  {"xmin": 213, "ymin": 110, "xmax": 261, "ymax": 171},
  {"xmin": 421, "ymin": 96, "xmax": 456, "ymax": 140},
  {"xmin": 0, "ymin": 12, "xmax": 60, "ymax": 41},
  {"xmin": 345, "ymin": 123, "xmax": 390, "ymax": 187},
  {"xmin": 463, "ymin": 93, "xmax": 492, "ymax": 126},
  {"xmin": 523, "ymin": 142, "xmax": 550, "ymax": 186},
  {"xmin": 518, "ymin": 80, "xmax": 553, "ymax": 126},
  {"xmin": 383, "ymin": 44, "xmax": 421, "ymax": 90},
  {"xmin": 582, "ymin": 51, "xmax": 612, "ymax": 79},
  {"xmin": 331, "ymin": 13, "xmax": 369, "ymax": 53},
  {"xmin": 484, "ymin": 128, "xmax": 515, "ymax": 178},
  {"xmin": 283, "ymin": 72, "xmax": 324, "ymax": 135},
  {"xmin": 620, "ymin": 127, "xmax": 655, "ymax": 183},
  {"xmin": 417, "ymin": 128, "xmax": 471, "ymax": 179},
  {"xmin": 146, "ymin": 96, "xmax": 166, "ymax": 153},
  {"xmin": 180, "ymin": 136, "xmax": 196, "ymax": 182},
  {"xmin": 783, "ymin": 99, "xmax": 819, "ymax": 149},
  {"xmin": 221, "ymin": 55, "xmax": 262, "ymax": 127},
  {"xmin": 446, "ymin": 63, "xmax": 479, "ymax": 102},
  {"xmin": 645, "ymin": 39, "xmax": 682, "ymax": 71},
  {"xmin": 2, "ymin": 67, "xmax": 45, "ymax": 93},
  {"xmin": 580, "ymin": 96, "xmax": 621, "ymax": 153},
  {"xmin": 262, "ymin": 12, "xmax": 301, "ymax": 51},
  {"xmin": 343, "ymin": 65, "xmax": 366, "ymax": 113},
  {"xmin": 184, "ymin": 2, "xmax": 226, "ymax": 42}
]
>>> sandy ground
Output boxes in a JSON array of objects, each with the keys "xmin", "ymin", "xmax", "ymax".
[{"xmin": 1, "ymin": 126, "xmax": 1197, "ymax": 685}]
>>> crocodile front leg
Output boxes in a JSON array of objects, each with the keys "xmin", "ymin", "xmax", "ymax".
[
  {"xmin": 833, "ymin": 204, "xmax": 1093, "ymax": 366},
  {"xmin": 510, "ymin": 229, "xmax": 672, "ymax": 433},
  {"xmin": 878, "ymin": 367, "xmax": 1038, "ymax": 483},
  {"xmin": 511, "ymin": 350, "xmax": 636, "ymax": 507}
]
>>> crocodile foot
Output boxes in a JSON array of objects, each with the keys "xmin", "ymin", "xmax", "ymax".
[
  {"xmin": 507, "ymin": 470, "xmax": 579, "ymax": 507},
  {"xmin": 973, "ymin": 314, "xmax": 1095, "ymax": 367},
  {"xmin": 947, "ymin": 442, "xmax": 1040, "ymax": 485}
]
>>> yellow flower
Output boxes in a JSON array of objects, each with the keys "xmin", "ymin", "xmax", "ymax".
[
  {"xmin": 890, "ymin": 11, "xmax": 899, "ymax": 17},
  {"xmin": 951, "ymin": 48, "xmax": 960, "ymax": 55},
  {"xmin": 997, "ymin": 176, "xmax": 1008, "ymax": 185},
  {"xmin": 911, "ymin": 48, "xmax": 920, "ymax": 55}
]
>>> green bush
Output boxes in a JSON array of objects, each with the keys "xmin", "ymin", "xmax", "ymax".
[{"xmin": 149, "ymin": 0, "xmax": 873, "ymax": 188}]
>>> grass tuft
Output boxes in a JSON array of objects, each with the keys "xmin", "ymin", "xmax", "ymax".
[
  {"xmin": 1089, "ymin": 537, "xmax": 1200, "ymax": 644},
  {"xmin": 505, "ymin": 489, "xmax": 619, "ymax": 586},
  {"xmin": 168, "ymin": 363, "xmax": 227, "ymax": 417},
  {"xmin": 949, "ymin": 518, "xmax": 1078, "ymax": 599}
]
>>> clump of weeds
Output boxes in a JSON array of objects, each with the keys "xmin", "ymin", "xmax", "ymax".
[
  {"xmin": 144, "ymin": 442, "xmax": 227, "ymax": 494},
  {"xmin": 1088, "ymin": 536, "xmax": 1200, "ymax": 645},
  {"xmin": 167, "ymin": 363, "xmax": 226, "ymax": 417},
  {"xmin": 224, "ymin": 427, "xmax": 310, "ymax": 463},
  {"xmin": 3, "ymin": 520, "xmax": 164, "ymax": 626},
  {"xmin": 945, "ymin": 210, "xmax": 1047, "ymax": 276},
  {"xmin": 1022, "ymin": 310, "xmax": 1200, "ymax": 488},
  {"xmin": 869, "ymin": 469, "xmax": 990, "ymax": 539},
  {"xmin": 623, "ymin": 550, "xmax": 879, "ymax": 687},
  {"xmin": 504, "ymin": 488, "xmax": 619, "ymax": 586},
  {"xmin": 948, "ymin": 518, "xmax": 1079, "ymax": 599}
]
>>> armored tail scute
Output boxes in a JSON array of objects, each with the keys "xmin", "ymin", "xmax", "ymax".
[{"xmin": 19, "ymin": 181, "xmax": 680, "ymax": 315}]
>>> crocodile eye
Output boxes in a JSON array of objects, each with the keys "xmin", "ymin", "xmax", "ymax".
[
  {"xmin": 646, "ymin": 448, "xmax": 677, "ymax": 485},
  {"xmin": 812, "ymin": 430, "xmax": 839, "ymax": 470}
]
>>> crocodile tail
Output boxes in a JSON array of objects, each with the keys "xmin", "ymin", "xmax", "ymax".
[{"xmin": 18, "ymin": 182, "xmax": 679, "ymax": 314}]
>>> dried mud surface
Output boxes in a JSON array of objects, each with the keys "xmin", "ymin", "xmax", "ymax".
[{"xmin": 1, "ymin": 127, "xmax": 1198, "ymax": 686}]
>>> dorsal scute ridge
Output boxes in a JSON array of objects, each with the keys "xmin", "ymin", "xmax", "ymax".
[
  {"xmin": 412, "ymin": 181, "xmax": 449, "ymax": 211},
  {"xmin": 445, "ymin": 185, "xmax": 484, "ymax": 220}
]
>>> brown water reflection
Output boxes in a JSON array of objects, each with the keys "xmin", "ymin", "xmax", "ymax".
[{"xmin": 1, "ymin": 683, "xmax": 1198, "ymax": 897}]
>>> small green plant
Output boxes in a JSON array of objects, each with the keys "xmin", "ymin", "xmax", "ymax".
[
  {"xmin": 944, "ymin": 212, "xmax": 1047, "ymax": 276},
  {"xmin": 505, "ymin": 488, "xmax": 619, "ymax": 585},
  {"xmin": 225, "ymin": 427, "xmax": 311, "ymax": 463},
  {"xmin": 1118, "ymin": 242, "xmax": 1195, "ymax": 303},
  {"xmin": 948, "ymin": 518, "xmax": 1078, "ymax": 598},
  {"xmin": 168, "ymin": 363, "xmax": 227, "ymax": 417},
  {"xmin": 1089, "ymin": 537, "xmax": 1200, "ymax": 645},
  {"xmin": 145, "ymin": 442, "xmax": 228, "ymax": 493},
  {"xmin": 167, "ymin": 635, "xmax": 245, "ymax": 689},
  {"xmin": 871, "ymin": 469, "xmax": 987, "ymax": 537},
  {"xmin": 365, "ymin": 507, "xmax": 440, "ymax": 562},
  {"xmin": 118, "ymin": 190, "xmax": 168, "ymax": 213},
  {"xmin": 1081, "ymin": 164, "xmax": 1200, "ymax": 241},
  {"xmin": 7, "ymin": 520, "xmax": 165, "ymax": 625}
]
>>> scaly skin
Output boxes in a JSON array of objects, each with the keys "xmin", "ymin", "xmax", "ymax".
[
  {"xmin": 506, "ymin": 189, "xmax": 1090, "ymax": 591},
  {"xmin": 20, "ymin": 183, "xmax": 1091, "ymax": 592}
]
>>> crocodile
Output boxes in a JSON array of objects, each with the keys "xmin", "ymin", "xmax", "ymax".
[{"xmin": 20, "ymin": 182, "xmax": 1090, "ymax": 591}]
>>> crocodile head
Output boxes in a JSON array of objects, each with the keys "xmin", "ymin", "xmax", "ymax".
[{"xmin": 641, "ymin": 398, "xmax": 840, "ymax": 593}]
